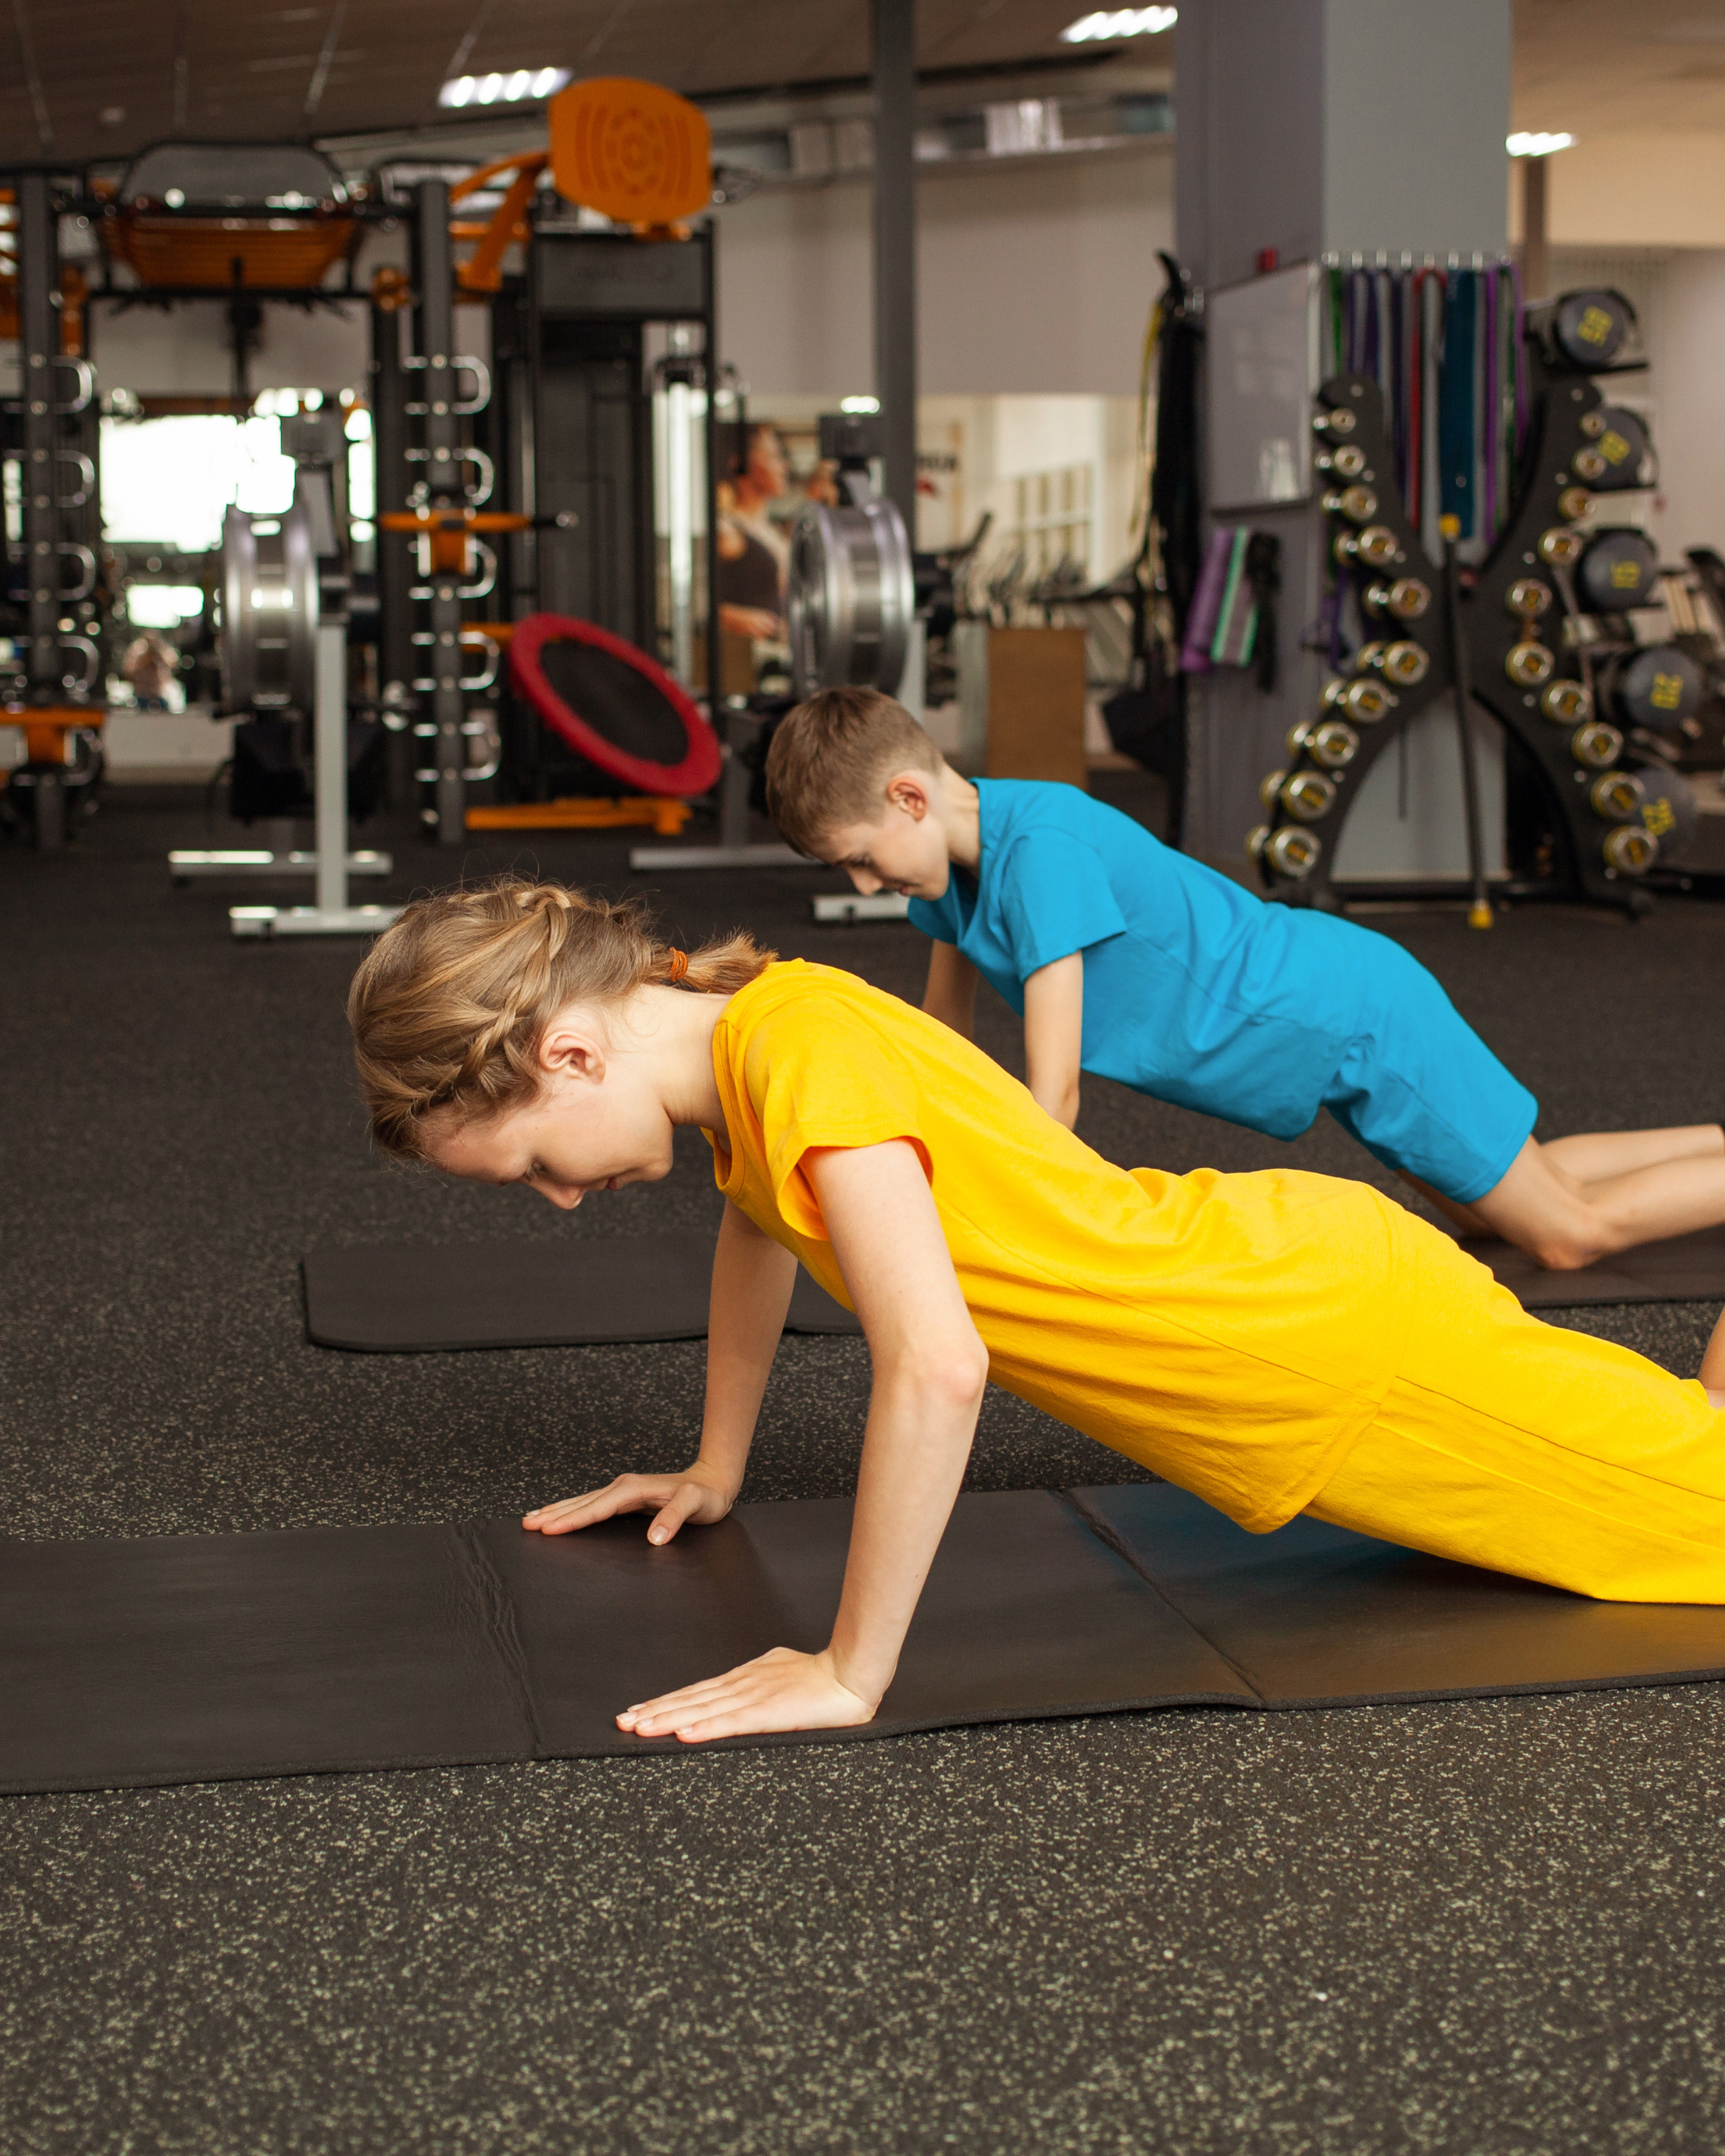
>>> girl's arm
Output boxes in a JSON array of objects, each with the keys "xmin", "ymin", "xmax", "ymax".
[
  {"xmin": 618, "ymin": 1137, "xmax": 990, "ymax": 1743},
  {"xmin": 1022, "ymin": 950, "xmax": 1085, "ymax": 1130},
  {"xmin": 1702, "ymin": 1301, "xmax": 1725, "ymax": 1408},
  {"xmin": 521, "ymin": 1199, "xmax": 797, "ymax": 1542},
  {"xmin": 922, "ymin": 941, "xmax": 981, "ymax": 1039}
]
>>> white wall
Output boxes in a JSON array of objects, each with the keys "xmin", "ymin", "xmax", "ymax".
[
  {"xmin": 1643, "ymin": 249, "xmax": 1725, "ymax": 559},
  {"xmin": 715, "ymin": 146, "xmax": 1175, "ymax": 399}
]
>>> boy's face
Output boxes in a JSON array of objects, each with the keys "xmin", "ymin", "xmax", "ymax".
[{"xmin": 816, "ymin": 772, "xmax": 953, "ymax": 901}]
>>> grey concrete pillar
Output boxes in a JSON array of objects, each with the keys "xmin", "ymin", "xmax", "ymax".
[{"xmin": 1175, "ymin": 0, "xmax": 1511, "ymax": 875}]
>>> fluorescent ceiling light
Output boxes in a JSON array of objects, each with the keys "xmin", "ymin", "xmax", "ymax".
[
  {"xmin": 1507, "ymin": 131, "xmax": 1575, "ymax": 157},
  {"xmin": 1061, "ymin": 6, "xmax": 1176, "ymax": 43},
  {"xmin": 839, "ymin": 396, "xmax": 880, "ymax": 414},
  {"xmin": 439, "ymin": 65, "xmax": 570, "ymax": 109}
]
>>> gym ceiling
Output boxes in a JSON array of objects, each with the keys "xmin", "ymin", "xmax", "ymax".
[{"xmin": 3, "ymin": 1, "xmax": 1723, "ymax": 168}]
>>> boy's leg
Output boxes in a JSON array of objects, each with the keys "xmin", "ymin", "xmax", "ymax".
[
  {"xmin": 1304, "ymin": 1228, "xmax": 1725, "ymax": 1602},
  {"xmin": 1540, "ymin": 1124, "xmax": 1725, "ymax": 1180},
  {"xmin": 1465, "ymin": 1136, "xmax": 1725, "ymax": 1270}
]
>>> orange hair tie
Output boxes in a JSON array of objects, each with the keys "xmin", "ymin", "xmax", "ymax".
[{"xmin": 664, "ymin": 947, "xmax": 689, "ymax": 983}]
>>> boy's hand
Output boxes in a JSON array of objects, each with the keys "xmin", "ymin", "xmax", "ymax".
[
  {"xmin": 617, "ymin": 1646, "xmax": 877, "ymax": 1744},
  {"xmin": 522, "ymin": 1461, "xmax": 736, "ymax": 1546}
]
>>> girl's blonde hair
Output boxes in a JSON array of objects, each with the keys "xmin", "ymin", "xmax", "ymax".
[{"xmin": 347, "ymin": 875, "xmax": 775, "ymax": 1162}]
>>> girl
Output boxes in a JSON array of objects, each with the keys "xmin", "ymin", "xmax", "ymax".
[{"xmin": 348, "ymin": 878, "xmax": 1725, "ymax": 1748}]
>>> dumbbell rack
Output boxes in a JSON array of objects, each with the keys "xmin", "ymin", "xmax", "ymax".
[{"xmin": 1249, "ymin": 359, "xmax": 1696, "ymax": 917}]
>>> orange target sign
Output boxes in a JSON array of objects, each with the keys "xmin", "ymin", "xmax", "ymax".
[{"xmin": 549, "ymin": 77, "xmax": 712, "ymax": 228}]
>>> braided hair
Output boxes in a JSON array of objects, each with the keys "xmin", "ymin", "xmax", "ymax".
[{"xmin": 347, "ymin": 875, "xmax": 774, "ymax": 1162}]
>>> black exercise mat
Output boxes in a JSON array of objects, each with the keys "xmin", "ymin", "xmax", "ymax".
[
  {"xmin": 302, "ymin": 1231, "xmax": 861, "ymax": 1351},
  {"xmin": 7, "ymin": 1485, "xmax": 1725, "ymax": 1797},
  {"xmin": 1459, "ymin": 1223, "xmax": 1725, "ymax": 1308}
]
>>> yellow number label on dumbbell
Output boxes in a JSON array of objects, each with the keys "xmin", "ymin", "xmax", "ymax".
[
  {"xmin": 1643, "ymin": 795, "xmax": 1676, "ymax": 838},
  {"xmin": 1600, "ymin": 430, "xmax": 1631, "ymax": 466},
  {"xmin": 1610, "ymin": 561, "xmax": 1641, "ymax": 589},
  {"xmin": 1578, "ymin": 306, "xmax": 1613, "ymax": 347},
  {"xmin": 1651, "ymin": 672, "xmax": 1683, "ymax": 710}
]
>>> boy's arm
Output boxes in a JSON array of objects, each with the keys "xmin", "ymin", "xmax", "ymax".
[
  {"xmin": 521, "ymin": 1199, "xmax": 796, "ymax": 1543},
  {"xmin": 1021, "ymin": 951, "xmax": 1085, "ymax": 1130},
  {"xmin": 922, "ymin": 941, "xmax": 980, "ymax": 1040},
  {"xmin": 619, "ymin": 1137, "xmax": 989, "ymax": 1743}
]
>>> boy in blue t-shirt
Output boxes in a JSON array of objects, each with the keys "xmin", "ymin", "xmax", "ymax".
[{"xmin": 763, "ymin": 688, "xmax": 1725, "ymax": 1271}]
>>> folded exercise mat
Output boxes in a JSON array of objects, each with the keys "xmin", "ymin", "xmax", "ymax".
[
  {"xmin": 7, "ymin": 1485, "xmax": 1725, "ymax": 1797},
  {"xmin": 1459, "ymin": 1224, "xmax": 1725, "ymax": 1309},
  {"xmin": 302, "ymin": 1231, "xmax": 860, "ymax": 1351}
]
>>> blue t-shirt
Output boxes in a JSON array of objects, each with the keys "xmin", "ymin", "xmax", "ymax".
[{"xmin": 907, "ymin": 779, "xmax": 1415, "ymax": 1142}]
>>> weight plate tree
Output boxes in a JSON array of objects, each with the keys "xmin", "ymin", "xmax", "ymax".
[
  {"xmin": 1464, "ymin": 371, "xmax": 1697, "ymax": 899},
  {"xmin": 1248, "ymin": 296, "xmax": 1698, "ymax": 916},
  {"xmin": 1244, "ymin": 375, "xmax": 1454, "ymax": 899}
]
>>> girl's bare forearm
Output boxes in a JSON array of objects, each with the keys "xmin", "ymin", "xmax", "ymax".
[
  {"xmin": 826, "ymin": 1357, "xmax": 985, "ymax": 1704},
  {"xmin": 700, "ymin": 1206, "xmax": 798, "ymax": 1492}
]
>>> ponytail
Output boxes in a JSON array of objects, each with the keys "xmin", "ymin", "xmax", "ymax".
[{"xmin": 347, "ymin": 876, "xmax": 775, "ymax": 1161}]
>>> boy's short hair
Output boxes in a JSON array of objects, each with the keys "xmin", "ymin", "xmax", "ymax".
[{"xmin": 764, "ymin": 687, "xmax": 943, "ymax": 855}]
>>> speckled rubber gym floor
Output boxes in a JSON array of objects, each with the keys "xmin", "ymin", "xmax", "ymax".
[{"xmin": 4, "ymin": 775, "xmax": 1723, "ymax": 2155}]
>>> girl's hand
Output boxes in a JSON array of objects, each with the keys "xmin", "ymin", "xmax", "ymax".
[
  {"xmin": 522, "ymin": 1462, "xmax": 735, "ymax": 1547},
  {"xmin": 617, "ymin": 1647, "xmax": 878, "ymax": 1744}
]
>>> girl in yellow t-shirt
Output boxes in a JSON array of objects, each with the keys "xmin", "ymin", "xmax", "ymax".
[{"xmin": 348, "ymin": 877, "xmax": 1725, "ymax": 1746}]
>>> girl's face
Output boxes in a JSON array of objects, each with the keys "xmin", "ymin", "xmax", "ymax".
[{"xmin": 424, "ymin": 1035, "xmax": 676, "ymax": 1208}]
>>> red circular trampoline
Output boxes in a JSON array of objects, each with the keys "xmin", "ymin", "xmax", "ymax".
[{"xmin": 509, "ymin": 613, "xmax": 722, "ymax": 797}]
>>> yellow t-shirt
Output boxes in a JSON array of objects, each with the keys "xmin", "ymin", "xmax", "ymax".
[{"xmin": 707, "ymin": 961, "xmax": 1424, "ymax": 1532}]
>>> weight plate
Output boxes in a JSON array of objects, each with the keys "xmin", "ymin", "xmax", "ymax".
[
  {"xmin": 1539, "ymin": 527, "xmax": 1585, "ymax": 568},
  {"xmin": 1323, "ymin": 445, "xmax": 1367, "ymax": 478},
  {"xmin": 1259, "ymin": 767, "xmax": 1288, "ymax": 810},
  {"xmin": 1608, "ymin": 644, "xmax": 1703, "ymax": 733},
  {"xmin": 1575, "ymin": 529, "xmax": 1658, "ymax": 614},
  {"xmin": 787, "ymin": 495, "xmax": 914, "ymax": 700},
  {"xmin": 1553, "ymin": 289, "xmax": 1632, "ymax": 369},
  {"xmin": 1314, "ymin": 406, "xmax": 1356, "ymax": 437},
  {"xmin": 220, "ymin": 498, "xmax": 316, "ymax": 715},
  {"xmin": 1353, "ymin": 525, "xmax": 1399, "ymax": 568}
]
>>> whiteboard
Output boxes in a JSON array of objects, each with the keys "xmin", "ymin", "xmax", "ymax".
[{"xmin": 1205, "ymin": 262, "xmax": 1322, "ymax": 513}]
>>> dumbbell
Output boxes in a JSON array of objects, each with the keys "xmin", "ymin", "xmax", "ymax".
[
  {"xmin": 1366, "ymin": 578, "xmax": 1430, "ymax": 622},
  {"xmin": 1574, "ymin": 529, "xmax": 1658, "ymax": 614},
  {"xmin": 1247, "ymin": 824, "xmax": 1322, "ymax": 878},
  {"xmin": 1287, "ymin": 718, "xmax": 1360, "ymax": 769}
]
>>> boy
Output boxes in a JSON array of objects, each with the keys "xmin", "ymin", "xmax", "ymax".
[{"xmin": 764, "ymin": 688, "xmax": 1725, "ymax": 1272}]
